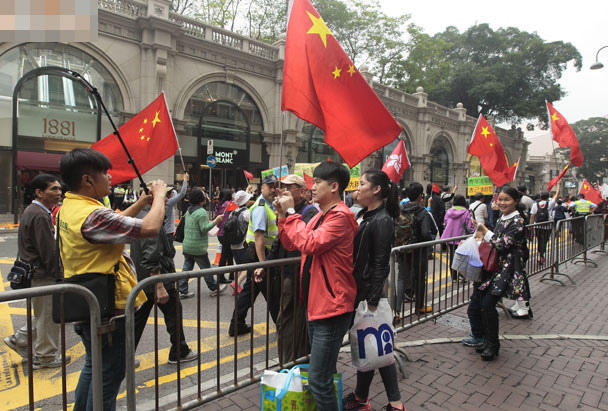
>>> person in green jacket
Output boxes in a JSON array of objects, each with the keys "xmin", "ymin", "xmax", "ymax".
[{"xmin": 178, "ymin": 188, "xmax": 226, "ymax": 298}]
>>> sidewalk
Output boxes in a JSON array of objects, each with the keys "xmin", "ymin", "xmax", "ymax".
[{"xmin": 203, "ymin": 251, "xmax": 608, "ymax": 410}]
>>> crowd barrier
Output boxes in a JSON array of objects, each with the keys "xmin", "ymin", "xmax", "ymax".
[
  {"xmin": 4, "ymin": 214, "xmax": 606, "ymax": 410},
  {"xmin": 0, "ymin": 284, "xmax": 104, "ymax": 411}
]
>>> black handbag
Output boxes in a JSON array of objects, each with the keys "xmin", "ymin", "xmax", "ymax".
[
  {"xmin": 174, "ymin": 214, "xmax": 186, "ymax": 243},
  {"xmin": 52, "ymin": 273, "xmax": 116, "ymax": 323},
  {"xmin": 51, "ymin": 210, "xmax": 116, "ymax": 324},
  {"xmin": 7, "ymin": 259, "xmax": 33, "ymax": 290}
]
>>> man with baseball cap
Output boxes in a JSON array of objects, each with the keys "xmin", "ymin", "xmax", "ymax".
[
  {"xmin": 228, "ymin": 174, "xmax": 279, "ymax": 336},
  {"xmin": 268, "ymin": 174, "xmax": 318, "ymax": 362}
]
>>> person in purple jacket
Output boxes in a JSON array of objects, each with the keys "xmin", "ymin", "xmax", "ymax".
[{"xmin": 441, "ymin": 195, "xmax": 475, "ymax": 281}]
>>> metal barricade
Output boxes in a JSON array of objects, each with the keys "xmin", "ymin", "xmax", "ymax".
[
  {"xmin": 124, "ymin": 257, "xmax": 301, "ymax": 411},
  {"xmin": 525, "ymin": 220, "xmax": 555, "ymax": 277},
  {"xmin": 588, "ymin": 214, "xmax": 608, "ymax": 257},
  {"xmin": 389, "ymin": 235, "xmax": 473, "ymax": 331},
  {"xmin": 541, "ymin": 216, "xmax": 585, "ymax": 284},
  {"xmin": 0, "ymin": 284, "xmax": 104, "ymax": 411}
]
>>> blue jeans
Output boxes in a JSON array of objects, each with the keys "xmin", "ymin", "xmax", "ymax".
[
  {"xmin": 179, "ymin": 253, "xmax": 217, "ymax": 294},
  {"xmin": 307, "ymin": 311, "xmax": 353, "ymax": 411},
  {"xmin": 73, "ymin": 317, "xmax": 126, "ymax": 411}
]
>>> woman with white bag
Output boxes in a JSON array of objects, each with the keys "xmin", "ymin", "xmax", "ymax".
[{"xmin": 343, "ymin": 170, "xmax": 405, "ymax": 411}]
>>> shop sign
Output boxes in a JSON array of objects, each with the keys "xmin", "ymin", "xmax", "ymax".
[{"xmin": 18, "ymin": 103, "xmax": 97, "ymax": 142}]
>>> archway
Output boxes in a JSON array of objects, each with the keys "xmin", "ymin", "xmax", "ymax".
[{"xmin": 430, "ymin": 135, "xmax": 453, "ymax": 186}]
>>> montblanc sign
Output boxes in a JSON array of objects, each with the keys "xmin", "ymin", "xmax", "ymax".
[{"xmin": 215, "ymin": 150, "xmax": 237, "ymax": 165}]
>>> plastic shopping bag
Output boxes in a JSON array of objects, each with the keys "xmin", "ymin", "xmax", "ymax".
[
  {"xmin": 452, "ymin": 236, "xmax": 483, "ymax": 281},
  {"xmin": 260, "ymin": 364, "xmax": 342, "ymax": 411},
  {"xmin": 349, "ymin": 299, "xmax": 396, "ymax": 372}
]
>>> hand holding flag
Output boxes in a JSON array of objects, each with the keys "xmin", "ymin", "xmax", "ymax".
[{"xmin": 547, "ymin": 163, "xmax": 570, "ymax": 192}]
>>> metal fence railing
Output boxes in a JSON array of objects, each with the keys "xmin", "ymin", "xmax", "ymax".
[
  {"xmin": 4, "ymin": 214, "xmax": 607, "ymax": 410},
  {"xmin": 0, "ymin": 284, "xmax": 104, "ymax": 411}
]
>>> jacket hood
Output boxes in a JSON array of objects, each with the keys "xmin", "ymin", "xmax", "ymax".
[
  {"xmin": 445, "ymin": 208, "xmax": 469, "ymax": 219},
  {"xmin": 333, "ymin": 202, "xmax": 359, "ymax": 232},
  {"xmin": 401, "ymin": 202, "xmax": 425, "ymax": 214}
]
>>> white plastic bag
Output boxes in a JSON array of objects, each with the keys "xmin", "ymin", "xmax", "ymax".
[
  {"xmin": 452, "ymin": 236, "xmax": 483, "ymax": 281},
  {"xmin": 349, "ymin": 299, "xmax": 395, "ymax": 372}
]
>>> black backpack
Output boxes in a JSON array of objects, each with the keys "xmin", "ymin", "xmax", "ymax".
[
  {"xmin": 223, "ymin": 207, "xmax": 248, "ymax": 245},
  {"xmin": 535, "ymin": 201, "xmax": 549, "ymax": 223}
]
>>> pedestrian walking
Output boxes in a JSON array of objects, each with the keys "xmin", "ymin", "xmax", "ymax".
[
  {"xmin": 343, "ymin": 169, "xmax": 405, "ymax": 411},
  {"xmin": 473, "ymin": 185, "xmax": 531, "ymax": 361},
  {"xmin": 179, "ymin": 188, "xmax": 226, "ymax": 298},
  {"xmin": 4, "ymin": 174, "xmax": 68, "ymax": 369},
  {"xmin": 215, "ymin": 188, "xmax": 236, "ymax": 283}
]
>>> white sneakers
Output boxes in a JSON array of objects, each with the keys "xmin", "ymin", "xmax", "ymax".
[{"xmin": 509, "ymin": 299, "xmax": 533, "ymax": 319}]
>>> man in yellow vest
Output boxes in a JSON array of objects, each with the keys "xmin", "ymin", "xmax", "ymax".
[
  {"xmin": 569, "ymin": 193, "xmax": 597, "ymax": 245},
  {"xmin": 228, "ymin": 174, "xmax": 279, "ymax": 336},
  {"xmin": 57, "ymin": 148, "xmax": 168, "ymax": 411}
]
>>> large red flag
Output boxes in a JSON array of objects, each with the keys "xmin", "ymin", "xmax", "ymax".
[
  {"xmin": 547, "ymin": 163, "xmax": 570, "ymax": 192},
  {"xmin": 546, "ymin": 101, "xmax": 583, "ymax": 167},
  {"xmin": 92, "ymin": 93, "xmax": 178, "ymax": 184},
  {"xmin": 381, "ymin": 140, "xmax": 410, "ymax": 183},
  {"xmin": 580, "ymin": 179, "xmax": 602, "ymax": 204},
  {"xmin": 467, "ymin": 115, "xmax": 515, "ymax": 186},
  {"xmin": 282, "ymin": 0, "xmax": 402, "ymax": 167}
]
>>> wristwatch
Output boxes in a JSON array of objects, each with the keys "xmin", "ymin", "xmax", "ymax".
[{"xmin": 286, "ymin": 207, "xmax": 296, "ymax": 215}]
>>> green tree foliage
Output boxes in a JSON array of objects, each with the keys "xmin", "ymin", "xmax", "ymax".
[
  {"xmin": 570, "ymin": 117, "xmax": 608, "ymax": 181},
  {"xmin": 388, "ymin": 24, "xmax": 582, "ymax": 122}
]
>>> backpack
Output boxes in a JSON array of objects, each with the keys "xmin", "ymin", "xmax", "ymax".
[
  {"xmin": 223, "ymin": 207, "xmax": 248, "ymax": 245},
  {"xmin": 174, "ymin": 215, "xmax": 186, "ymax": 243},
  {"xmin": 535, "ymin": 201, "xmax": 549, "ymax": 223},
  {"xmin": 394, "ymin": 211, "xmax": 417, "ymax": 246}
]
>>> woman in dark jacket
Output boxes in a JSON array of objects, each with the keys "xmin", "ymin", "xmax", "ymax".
[
  {"xmin": 474, "ymin": 185, "xmax": 530, "ymax": 361},
  {"xmin": 343, "ymin": 170, "xmax": 405, "ymax": 411},
  {"xmin": 214, "ymin": 188, "xmax": 234, "ymax": 283}
]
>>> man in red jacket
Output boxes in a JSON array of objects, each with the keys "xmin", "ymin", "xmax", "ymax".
[{"xmin": 272, "ymin": 161, "xmax": 358, "ymax": 411}]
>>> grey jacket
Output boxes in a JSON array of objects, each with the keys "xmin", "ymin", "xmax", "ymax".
[{"xmin": 18, "ymin": 202, "xmax": 59, "ymax": 279}]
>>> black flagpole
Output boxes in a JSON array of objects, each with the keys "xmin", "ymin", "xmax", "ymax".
[{"xmin": 69, "ymin": 70, "xmax": 149, "ymax": 195}]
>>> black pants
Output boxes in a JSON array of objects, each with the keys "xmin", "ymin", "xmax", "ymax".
[
  {"xmin": 230, "ymin": 245, "xmax": 281, "ymax": 326},
  {"xmin": 467, "ymin": 284, "xmax": 484, "ymax": 339},
  {"xmin": 355, "ymin": 363, "xmax": 401, "ymax": 402},
  {"xmin": 480, "ymin": 290, "xmax": 501, "ymax": 348},
  {"xmin": 217, "ymin": 235, "xmax": 234, "ymax": 268},
  {"xmin": 535, "ymin": 228, "xmax": 551, "ymax": 258},
  {"xmin": 134, "ymin": 286, "xmax": 189, "ymax": 360}
]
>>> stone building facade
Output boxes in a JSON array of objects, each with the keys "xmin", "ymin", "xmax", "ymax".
[{"xmin": 0, "ymin": 0, "xmax": 529, "ymax": 219}]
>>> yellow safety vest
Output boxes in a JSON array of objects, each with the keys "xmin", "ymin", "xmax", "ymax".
[
  {"xmin": 57, "ymin": 192, "xmax": 146, "ymax": 309},
  {"xmin": 245, "ymin": 197, "xmax": 278, "ymax": 249},
  {"xmin": 574, "ymin": 199, "xmax": 591, "ymax": 215}
]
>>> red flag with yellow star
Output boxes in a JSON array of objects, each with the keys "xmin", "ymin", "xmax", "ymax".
[
  {"xmin": 92, "ymin": 93, "xmax": 178, "ymax": 184},
  {"xmin": 546, "ymin": 101, "xmax": 583, "ymax": 167},
  {"xmin": 468, "ymin": 115, "xmax": 516, "ymax": 186},
  {"xmin": 281, "ymin": 0, "xmax": 402, "ymax": 167},
  {"xmin": 547, "ymin": 163, "xmax": 570, "ymax": 192},
  {"xmin": 580, "ymin": 179, "xmax": 602, "ymax": 204}
]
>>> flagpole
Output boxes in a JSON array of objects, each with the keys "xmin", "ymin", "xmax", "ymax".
[
  {"xmin": 70, "ymin": 70, "xmax": 149, "ymax": 194},
  {"xmin": 546, "ymin": 99, "xmax": 568, "ymax": 192},
  {"xmin": 278, "ymin": 111, "xmax": 285, "ymax": 186},
  {"xmin": 162, "ymin": 91, "xmax": 187, "ymax": 174}
]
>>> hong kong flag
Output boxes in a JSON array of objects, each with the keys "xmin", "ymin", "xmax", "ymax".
[
  {"xmin": 381, "ymin": 140, "xmax": 410, "ymax": 183},
  {"xmin": 282, "ymin": 0, "xmax": 402, "ymax": 167},
  {"xmin": 92, "ymin": 93, "xmax": 178, "ymax": 184}
]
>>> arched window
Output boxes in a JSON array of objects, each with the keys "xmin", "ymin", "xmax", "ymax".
[
  {"xmin": 297, "ymin": 124, "xmax": 342, "ymax": 164},
  {"xmin": 430, "ymin": 136, "xmax": 453, "ymax": 186}
]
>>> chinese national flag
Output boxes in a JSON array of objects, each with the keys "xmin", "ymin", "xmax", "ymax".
[
  {"xmin": 243, "ymin": 170, "xmax": 254, "ymax": 181},
  {"xmin": 546, "ymin": 101, "xmax": 583, "ymax": 167},
  {"xmin": 547, "ymin": 163, "xmax": 570, "ymax": 192},
  {"xmin": 303, "ymin": 172, "xmax": 314, "ymax": 189},
  {"xmin": 381, "ymin": 140, "xmax": 410, "ymax": 183},
  {"xmin": 468, "ymin": 115, "xmax": 516, "ymax": 186},
  {"xmin": 580, "ymin": 179, "xmax": 602, "ymax": 204},
  {"xmin": 282, "ymin": 0, "xmax": 402, "ymax": 167},
  {"xmin": 92, "ymin": 93, "xmax": 178, "ymax": 184}
]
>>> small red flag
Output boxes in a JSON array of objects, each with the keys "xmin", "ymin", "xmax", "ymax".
[
  {"xmin": 580, "ymin": 179, "xmax": 602, "ymax": 204},
  {"xmin": 546, "ymin": 101, "xmax": 583, "ymax": 167},
  {"xmin": 282, "ymin": 0, "xmax": 402, "ymax": 167},
  {"xmin": 225, "ymin": 201, "xmax": 239, "ymax": 212},
  {"xmin": 467, "ymin": 115, "xmax": 514, "ymax": 187},
  {"xmin": 243, "ymin": 170, "xmax": 253, "ymax": 181},
  {"xmin": 547, "ymin": 163, "xmax": 570, "ymax": 192},
  {"xmin": 303, "ymin": 172, "xmax": 314, "ymax": 190},
  {"xmin": 92, "ymin": 93, "xmax": 178, "ymax": 185},
  {"xmin": 381, "ymin": 140, "xmax": 410, "ymax": 183}
]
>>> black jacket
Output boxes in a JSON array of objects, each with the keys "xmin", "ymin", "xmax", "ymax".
[
  {"xmin": 401, "ymin": 202, "xmax": 435, "ymax": 243},
  {"xmin": 353, "ymin": 205, "xmax": 394, "ymax": 306},
  {"xmin": 429, "ymin": 192, "xmax": 445, "ymax": 231},
  {"xmin": 130, "ymin": 217, "xmax": 177, "ymax": 293},
  {"xmin": 19, "ymin": 203, "xmax": 60, "ymax": 279}
]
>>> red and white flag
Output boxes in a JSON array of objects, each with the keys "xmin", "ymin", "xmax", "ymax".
[{"xmin": 381, "ymin": 140, "xmax": 410, "ymax": 183}]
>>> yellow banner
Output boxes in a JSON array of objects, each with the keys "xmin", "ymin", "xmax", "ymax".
[
  {"xmin": 467, "ymin": 185, "xmax": 493, "ymax": 196},
  {"xmin": 346, "ymin": 177, "xmax": 360, "ymax": 192}
]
